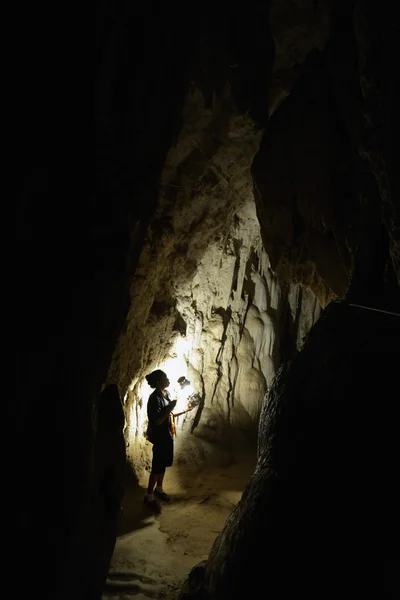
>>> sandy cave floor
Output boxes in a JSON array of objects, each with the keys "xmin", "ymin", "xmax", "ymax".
[{"xmin": 102, "ymin": 445, "xmax": 257, "ymax": 600}]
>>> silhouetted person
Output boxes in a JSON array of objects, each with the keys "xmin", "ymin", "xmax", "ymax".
[
  {"xmin": 144, "ymin": 369, "xmax": 198, "ymax": 511},
  {"xmin": 144, "ymin": 370, "xmax": 177, "ymax": 511}
]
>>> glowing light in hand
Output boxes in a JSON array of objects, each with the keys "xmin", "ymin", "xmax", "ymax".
[{"xmin": 158, "ymin": 335, "xmax": 192, "ymax": 413}]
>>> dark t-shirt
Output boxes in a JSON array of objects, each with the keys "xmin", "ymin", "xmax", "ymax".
[{"xmin": 147, "ymin": 390, "xmax": 173, "ymax": 445}]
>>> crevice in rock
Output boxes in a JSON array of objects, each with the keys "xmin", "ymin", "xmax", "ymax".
[
  {"xmin": 209, "ymin": 306, "xmax": 232, "ymax": 409},
  {"xmin": 230, "ymin": 238, "xmax": 242, "ymax": 294}
]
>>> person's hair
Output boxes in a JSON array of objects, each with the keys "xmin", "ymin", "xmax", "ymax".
[{"xmin": 145, "ymin": 369, "xmax": 166, "ymax": 389}]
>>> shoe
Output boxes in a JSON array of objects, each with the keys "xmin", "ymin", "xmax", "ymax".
[
  {"xmin": 144, "ymin": 496, "xmax": 161, "ymax": 513},
  {"xmin": 154, "ymin": 489, "xmax": 170, "ymax": 502}
]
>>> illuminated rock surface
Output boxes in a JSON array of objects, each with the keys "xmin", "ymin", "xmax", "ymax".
[{"xmin": 106, "ymin": 94, "xmax": 320, "ymax": 478}]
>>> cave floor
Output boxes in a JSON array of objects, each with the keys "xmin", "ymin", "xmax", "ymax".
[{"xmin": 102, "ymin": 446, "xmax": 256, "ymax": 600}]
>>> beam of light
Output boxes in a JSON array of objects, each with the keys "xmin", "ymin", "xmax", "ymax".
[
  {"xmin": 159, "ymin": 337, "xmax": 191, "ymax": 413},
  {"xmin": 126, "ymin": 334, "xmax": 197, "ymax": 449}
]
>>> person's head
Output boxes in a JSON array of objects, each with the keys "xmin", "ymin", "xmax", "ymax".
[{"xmin": 145, "ymin": 369, "xmax": 170, "ymax": 391}]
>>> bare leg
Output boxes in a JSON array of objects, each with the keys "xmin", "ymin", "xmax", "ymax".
[
  {"xmin": 154, "ymin": 471, "xmax": 170, "ymax": 501},
  {"xmin": 156, "ymin": 473, "xmax": 165, "ymax": 489},
  {"xmin": 147, "ymin": 473, "xmax": 159, "ymax": 495}
]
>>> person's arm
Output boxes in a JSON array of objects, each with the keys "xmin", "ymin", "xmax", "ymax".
[
  {"xmin": 172, "ymin": 405, "xmax": 196, "ymax": 418},
  {"xmin": 149, "ymin": 395, "xmax": 176, "ymax": 426},
  {"xmin": 155, "ymin": 402, "xmax": 176, "ymax": 425}
]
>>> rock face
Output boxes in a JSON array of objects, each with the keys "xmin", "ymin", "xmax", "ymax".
[
  {"xmin": 268, "ymin": 0, "xmax": 331, "ymax": 114},
  {"xmin": 87, "ymin": 385, "xmax": 126, "ymax": 598},
  {"xmin": 255, "ymin": 1, "xmax": 400, "ymax": 308},
  {"xmin": 176, "ymin": 5, "xmax": 400, "ymax": 599},
  {"xmin": 106, "ymin": 88, "xmax": 321, "ymax": 479},
  {"xmin": 353, "ymin": 2, "xmax": 400, "ymax": 287},
  {"xmin": 253, "ymin": 49, "xmax": 359, "ymax": 306},
  {"xmin": 17, "ymin": 5, "xmax": 206, "ymax": 598},
  {"xmin": 193, "ymin": 301, "xmax": 399, "ymax": 600}
]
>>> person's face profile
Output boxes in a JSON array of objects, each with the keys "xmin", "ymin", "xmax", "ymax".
[{"xmin": 161, "ymin": 373, "xmax": 170, "ymax": 388}]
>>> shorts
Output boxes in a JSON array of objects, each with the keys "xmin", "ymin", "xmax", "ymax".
[{"xmin": 151, "ymin": 438, "xmax": 174, "ymax": 474}]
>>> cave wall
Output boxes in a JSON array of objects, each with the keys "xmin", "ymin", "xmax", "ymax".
[
  {"xmin": 268, "ymin": 0, "xmax": 331, "ymax": 113},
  {"xmin": 198, "ymin": 301, "xmax": 400, "ymax": 600},
  {"xmin": 179, "ymin": 3, "xmax": 400, "ymax": 598},
  {"xmin": 254, "ymin": 0, "xmax": 400, "ymax": 307},
  {"xmin": 105, "ymin": 88, "xmax": 320, "ymax": 480},
  {"xmin": 16, "ymin": 4, "xmax": 205, "ymax": 598},
  {"xmin": 16, "ymin": 3, "xmax": 277, "ymax": 597},
  {"xmin": 109, "ymin": 197, "xmax": 321, "ymax": 479},
  {"xmin": 354, "ymin": 1, "xmax": 400, "ymax": 287},
  {"xmin": 253, "ymin": 49, "xmax": 360, "ymax": 305}
]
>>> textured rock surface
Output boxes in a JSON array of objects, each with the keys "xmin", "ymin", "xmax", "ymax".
[
  {"xmin": 255, "ymin": 2, "xmax": 400, "ymax": 308},
  {"xmin": 197, "ymin": 301, "xmax": 400, "ymax": 599},
  {"xmin": 106, "ymin": 88, "xmax": 321, "ymax": 478},
  {"xmin": 16, "ymin": 4, "xmax": 205, "ymax": 598},
  {"xmin": 353, "ymin": 1, "xmax": 400, "ymax": 286},
  {"xmin": 254, "ymin": 48, "xmax": 360, "ymax": 306},
  {"xmin": 268, "ymin": 0, "xmax": 331, "ymax": 114},
  {"xmin": 86, "ymin": 385, "xmax": 126, "ymax": 598}
]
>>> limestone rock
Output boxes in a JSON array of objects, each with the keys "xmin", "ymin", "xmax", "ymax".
[
  {"xmin": 201, "ymin": 300, "xmax": 400, "ymax": 599},
  {"xmin": 106, "ymin": 88, "xmax": 321, "ymax": 477},
  {"xmin": 269, "ymin": 0, "xmax": 331, "ymax": 114},
  {"xmin": 178, "ymin": 560, "xmax": 208, "ymax": 600}
]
